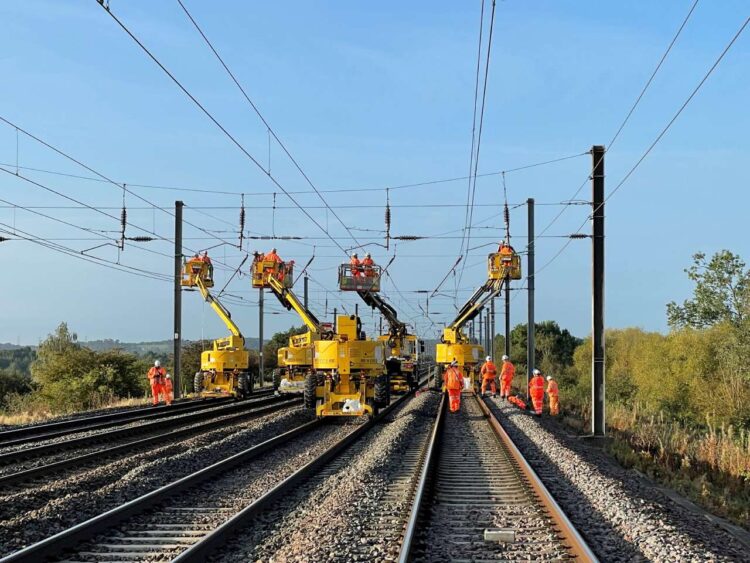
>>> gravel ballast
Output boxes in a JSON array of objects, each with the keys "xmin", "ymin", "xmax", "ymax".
[
  {"xmin": 486, "ymin": 396, "xmax": 749, "ymax": 562},
  {"xmin": 0, "ymin": 406, "xmax": 312, "ymax": 557},
  {"xmin": 215, "ymin": 390, "xmax": 442, "ymax": 563}
]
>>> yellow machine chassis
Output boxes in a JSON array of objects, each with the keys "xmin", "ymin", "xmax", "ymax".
[
  {"xmin": 181, "ymin": 258, "xmax": 214, "ymax": 288},
  {"xmin": 312, "ymin": 319, "xmax": 385, "ymax": 417},
  {"xmin": 198, "ymin": 343, "xmax": 250, "ymax": 398}
]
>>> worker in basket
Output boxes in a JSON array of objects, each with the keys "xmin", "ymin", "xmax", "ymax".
[
  {"xmin": 350, "ymin": 252, "xmax": 362, "ymax": 280},
  {"xmin": 263, "ymin": 248, "xmax": 284, "ymax": 281},
  {"xmin": 444, "ymin": 360, "xmax": 464, "ymax": 413},
  {"xmin": 362, "ymin": 253, "xmax": 375, "ymax": 277},
  {"xmin": 500, "ymin": 354, "xmax": 515, "ymax": 400},
  {"xmin": 199, "ymin": 250, "xmax": 214, "ymax": 282},
  {"xmin": 480, "ymin": 355, "xmax": 497, "ymax": 397},
  {"xmin": 547, "ymin": 375, "xmax": 559, "ymax": 416},
  {"xmin": 529, "ymin": 368, "xmax": 545, "ymax": 417},
  {"xmin": 147, "ymin": 360, "xmax": 168, "ymax": 406},
  {"xmin": 498, "ymin": 240, "xmax": 515, "ymax": 254}
]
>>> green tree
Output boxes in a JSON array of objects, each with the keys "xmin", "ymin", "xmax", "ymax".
[
  {"xmin": 667, "ymin": 251, "xmax": 750, "ymax": 330},
  {"xmin": 263, "ymin": 326, "xmax": 307, "ymax": 370},
  {"xmin": 31, "ymin": 323, "xmax": 147, "ymax": 412}
]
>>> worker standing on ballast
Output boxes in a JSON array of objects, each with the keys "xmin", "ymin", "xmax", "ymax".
[
  {"xmin": 163, "ymin": 373, "xmax": 174, "ymax": 406},
  {"xmin": 443, "ymin": 360, "xmax": 464, "ymax": 413},
  {"xmin": 500, "ymin": 354, "xmax": 515, "ymax": 399},
  {"xmin": 147, "ymin": 360, "xmax": 168, "ymax": 406},
  {"xmin": 546, "ymin": 375, "xmax": 559, "ymax": 416},
  {"xmin": 480, "ymin": 356, "xmax": 497, "ymax": 397},
  {"xmin": 529, "ymin": 368, "xmax": 545, "ymax": 417}
]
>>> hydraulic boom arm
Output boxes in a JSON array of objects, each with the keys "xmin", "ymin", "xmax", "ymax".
[
  {"xmin": 357, "ymin": 290, "xmax": 407, "ymax": 339},
  {"xmin": 196, "ymin": 276, "xmax": 243, "ymax": 339},
  {"xmin": 447, "ymin": 278, "xmax": 504, "ymax": 334},
  {"xmin": 266, "ymin": 274, "xmax": 322, "ymax": 334}
]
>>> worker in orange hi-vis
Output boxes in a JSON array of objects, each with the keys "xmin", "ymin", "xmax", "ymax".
[
  {"xmin": 362, "ymin": 253, "xmax": 375, "ymax": 277},
  {"xmin": 163, "ymin": 373, "xmax": 174, "ymax": 406},
  {"xmin": 529, "ymin": 369, "xmax": 545, "ymax": 417},
  {"xmin": 350, "ymin": 253, "xmax": 362, "ymax": 278},
  {"xmin": 499, "ymin": 354, "xmax": 515, "ymax": 400},
  {"xmin": 480, "ymin": 356, "xmax": 497, "ymax": 397},
  {"xmin": 546, "ymin": 375, "xmax": 559, "ymax": 416},
  {"xmin": 264, "ymin": 247, "xmax": 282, "ymax": 263},
  {"xmin": 200, "ymin": 250, "xmax": 214, "ymax": 282},
  {"xmin": 443, "ymin": 360, "xmax": 464, "ymax": 413},
  {"xmin": 147, "ymin": 360, "xmax": 168, "ymax": 406}
]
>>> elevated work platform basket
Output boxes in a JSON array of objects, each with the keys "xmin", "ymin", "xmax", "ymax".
[
  {"xmin": 181, "ymin": 258, "xmax": 214, "ymax": 288},
  {"xmin": 251, "ymin": 258, "xmax": 294, "ymax": 289},
  {"xmin": 488, "ymin": 247, "xmax": 522, "ymax": 281},
  {"xmin": 338, "ymin": 263, "xmax": 382, "ymax": 292}
]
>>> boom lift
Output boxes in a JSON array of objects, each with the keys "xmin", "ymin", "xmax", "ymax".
[
  {"xmin": 251, "ymin": 255, "xmax": 326, "ymax": 395},
  {"xmin": 252, "ymin": 254, "xmax": 386, "ymax": 417},
  {"xmin": 435, "ymin": 246, "xmax": 521, "ymax": 389},
  {"xmin": 181, "ymin": 256, "xmax": 251, "ymax": 399},
  {"xmin": 348, "ymin": 285, "xmax": 424, "ymax": 396}
]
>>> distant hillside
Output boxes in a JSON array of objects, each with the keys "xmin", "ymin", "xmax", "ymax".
[
  {"xmin": 0, "ymin": 343, "xmax": 26, "ymax": 351},
  {"xmin": 80, "ymin": 338, "xmax": 261, "ymax": 355}
]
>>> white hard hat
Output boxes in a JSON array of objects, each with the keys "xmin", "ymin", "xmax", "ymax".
[
  {"xmin": 166, "ymin": 373, "xmax": 171, "ymax": 379},
  {"xmin": 154, "ymin": 360, "xmax": 161, "ymax": 368},
  {"xmin": 533, "ymin": 368, "xmax": 541, "ymax": 375},
  {"xmin": 546, "ymin": 375, "xmax": 552, "ymax": 381},
  {"xmin": 366, "ymin": 252, "xmax": 371, "ymax": 257},
  {"xmin": 485, "ymin": 356, "xmax": 491, "ymax": 362},
  {"xmin": 502, "ymin": 355, "xmax": 509, "ymax": 361}
]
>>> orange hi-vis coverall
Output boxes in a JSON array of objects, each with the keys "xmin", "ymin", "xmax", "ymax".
[
  {"xmin": 164, "ymin": 377, "xmax": 174, "ymax": 405},
  {"xmin": 547, "ymin": 379, "xmax": 559, "ymax": 416},
  {"xmin": 148, "ymin": 366, "xmax": 167, "ymax": 406},
  {"xmin": 362, "ymin": 256, "xmax": 375, "ymax": 277},
  {"xmin": 350, "ymin": 256, "xmax": 362, "ymax": 278},
  {"xmin": 529, "ymin": 374, "xmax": 545, "ymax": 415},
  {"xmin": 444, "ymin": 367, "xmax": 464, "ymax": 413},
  {"xmin": 500, "ymin": 360, "xmax": 515, "ymax": 398},
  {"xmin": 480, "ymin": 360, "xmax": 497, "ymax": 395}
]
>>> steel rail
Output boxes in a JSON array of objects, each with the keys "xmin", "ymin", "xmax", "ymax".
[
  {"xmin": 0, "ymin": 397, "xmax": 300, "ymax": 488},
  {"xmin": 0, "ymin": 369, "xmax": 431, "ymax": 563},
  {"xmin": 0, "ymin": 397, "xmax": 236, "ymax": 446},
  {"xmin": 172, "ymin": 384, "xmax": 420, "ymax": 562},
  {"xmin": 0, "ymin": 393, "xmax": 287, "ymax": 466},
  {"xmin": 476, "ymin": 394, "xmax": 598, "ymax": 562},
  {"xmin": 397, "ymin": 392, "xmax": 446, "ymax": 562}
]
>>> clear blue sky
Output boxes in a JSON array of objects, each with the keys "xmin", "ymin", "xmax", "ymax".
[{"xmin": 0, "ymin": 1, "xmax": 748, "ymax": 345}]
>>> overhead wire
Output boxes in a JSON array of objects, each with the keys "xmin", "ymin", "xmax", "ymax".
[{"xmin": 175, "ymin": 0, "xmax": 362, "ymax": 251}]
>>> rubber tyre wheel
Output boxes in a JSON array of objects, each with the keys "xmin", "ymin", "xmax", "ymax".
[
  {"xmin": 374, "ymin": 375, "xmax": 390, "ymax": 407},
  {"xmin": 193, "ymin": 372, "xmax": 203, "ymax": 394},
  {"xmin": 304, "ymin": 372, "xmax": 317, "ymax": 411},
  {"xmin": 273, "ymin": 369, "xmax": 282, "ymax": 390},
  {"xmin": 237, "ymin": 373, "xmax": 251, "ymax": 399}
]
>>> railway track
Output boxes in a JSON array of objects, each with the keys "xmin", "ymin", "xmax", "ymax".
[
  {"xmin": 400, "ymin": 392, "xmax": 596, "ymax": 562},
  {"xmin": 0, "ymin": 378, "xmax": 427, "ymax": 563},
  {"xmin": 0, "ymin": 392, "xmax": 282, "ymax": 467},
  {"xmin": 0, "ymin": 394, "xmax": 299, "ymax": 490},
  {"xmin": 0, "ymin": 388, "xmax": 274, "ymax": 449}
]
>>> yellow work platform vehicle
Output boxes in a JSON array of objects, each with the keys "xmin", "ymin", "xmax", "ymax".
[
  {"xmin": 435, "ymin": 245, "xmax": 521, "ymax": 390},
  {"xmin": 182, "ymin": 256, "xmax": 251, "ymax": 399},
  {"xmin": 344, "ymin": 271, "xmax": 424, "ymax": 398},
  {"xmin": 252, "ymin": 253, "xmax": 386, "ymax": 417}
]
